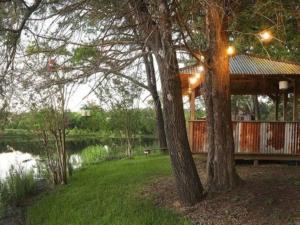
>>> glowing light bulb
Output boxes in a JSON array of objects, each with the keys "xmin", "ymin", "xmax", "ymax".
[
  {"xmin": 200, "ymin": 55, "xmax": 205, "ymax": 62},
  {"xmin": 195, "ymin": 73, "xmax": 201, "ymax": 79},
  {"xmin": 259, "ymin": 30, "xmax": 273, "ymax": 42},
  {"xmin": 227, "ymin": 46, "xmax": 236, "ymax": 56},
  {"xmin": 189, "ymin": 76, "xmax": 198, "ymax": 85},
  {"xmin": 196, "ymin": 65, "xmax": 204, "ymax": 73}
]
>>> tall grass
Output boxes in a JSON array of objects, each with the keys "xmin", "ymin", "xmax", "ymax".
[
  {"xmin": 80, "ymin": 145, "xmax": 110, "ymax": 164},
  {"xmin": 79, "ymin": 144, "xmax": 161, "ymax": 165},
  {"xmin": 0, "ymin": 165, "xmax": 37, "ymax": 217}
]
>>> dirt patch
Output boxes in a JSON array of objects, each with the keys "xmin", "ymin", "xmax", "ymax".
[{"xmin": 142, "ymin": 158, "xmax": 300, "ymax": 225}]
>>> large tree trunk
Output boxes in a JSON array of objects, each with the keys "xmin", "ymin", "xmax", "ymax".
[
  {"xmin": 143, "ymin": 50, "xmax": 168, "ymax": 151},
  {"xmin": 152, "ymin": 0, "xmax": 203, "ymax": 206},
  {"xmin": 204, "ymin": 1, "xmax": 239, "ymax": 192},
  {"xmin": 128, "ymin": 0, "xmax": 204, "ymax": 206}
]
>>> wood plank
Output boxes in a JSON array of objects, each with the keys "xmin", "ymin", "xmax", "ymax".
[
  {"xmin": 193, "ymin": 153, "xmax": 300, "ymax": 161},
  {"xmin": 275, "ymin": 93, "xmax": 279, "ymax": 121},
  {"xmin": 189, "ymin": 91, "xmax": 196, "ymax": 150},
  {"xmin": 283, "ymin": 91, "xmax": 288, "ymax": 121},
  {"xmin": 294, "ymin": 79, "xmax": 299, "ymax": 121}
]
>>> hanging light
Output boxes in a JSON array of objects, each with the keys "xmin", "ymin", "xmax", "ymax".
[
  {"xmin": 226, "ymin": 46, "xmax": 236, "ymax": 56},
  {"xmin": 259, "ymin": 30, "xmax": 273, "ymax": 43},
  {"xmin": 279, "ymin": 81, "xmax": 288, "ymax": 90}
]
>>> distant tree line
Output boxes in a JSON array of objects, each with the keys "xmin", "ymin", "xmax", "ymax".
[{"xmin": 4, "ymin": 106, "xmax": 157, "ymax": 137}]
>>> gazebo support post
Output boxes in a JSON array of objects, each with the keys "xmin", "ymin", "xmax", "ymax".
[
  {"xmin": 275, "ymin": 93, "xmax": 279, "ymax": 121},
  {"xmin": 283, "ymin": 91, "xmax": 288, "ymax": 121},
  {"xmin": 189, "ymin": 90, "xmax": 196, "ymax": 151},
  {"xmin": 190, "ymin": 90, "xmax": 196, "ymax": 121},
  {"xmin": 293, "ymin": 79, "xmax": 299, "ymax": 121}
]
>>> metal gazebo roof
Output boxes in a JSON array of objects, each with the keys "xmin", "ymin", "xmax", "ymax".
[
  {"xmin": 179, "ymin": 54, "xmax": 300, "ymax": 76},
  {"xmin": 179, "ymin": 54, "xmax": 300, "ymax": 95},
  {"xmin": 230, "ymin": 55, "xmax": 300, "ymax": 75}
]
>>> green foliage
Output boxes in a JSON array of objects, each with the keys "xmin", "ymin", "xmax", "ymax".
[
  {"xmin": 70, "ymin": 106, "xmax": 109, "ymax": 132},
  {"xmin": 25, "ymin": 42, "xmax": 71, "ymax": 56},
  {"xmin": 0, "ymin": 166, "xmax": 37, "ymax": 215},
  {"xmin": 26, "ymin": 155, "xmax": 192, "ymax": 225},
  {"xmin": 231, "ymin": 95, "xmax": 273, "ymax": 120},
  {"xmin": 80, "ymin": 145, "xmax": 109, "ymax": 164},
  {"xmin": 71, "ymin": 46, "xmax": 98, "ymax": 63},
  {"xmin": 5, "ymin": 107, "xmax": 156, "ymax": 137}
]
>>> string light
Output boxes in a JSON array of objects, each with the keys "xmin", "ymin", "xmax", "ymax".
[
  {"xmin": 193, "ymin": 65, "xmax": 204, "ymax": 80},
  {"xmin": 227, "ymin": 45, "xmax": 236, "ymax": 56},
  {"xmin": 259, "ymin": 30, "xmax": 273, "ymax": 43},
  {"xmin": 200, "ymin": 55, "xmax": 205, "ymax": 62},
  {"xmin": 196, "ymin": 65, "xmax": 204, "ymax": 73},
  {"xmin": 189, "ymin": 76, "xmax": 198, "ymax": 85},
  {"xmin": 195, "ymin": 73, "xmax": 201, "ymax": 79}
]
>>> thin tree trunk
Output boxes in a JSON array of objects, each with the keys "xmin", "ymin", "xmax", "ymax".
[
  {"xmin": 204, "ymin": 1, "xmax": 239, "ymax": 192},
  {"xmin": 143, "ymin": 49, "xmax": 167, "ymax": 152},
  {"xmin": 252, "ymin": 95, "xmax": 261, "ymax": 120},
  {"xmin": 60, "ymin": 85, "xmax": 68, "ymax": 184}
]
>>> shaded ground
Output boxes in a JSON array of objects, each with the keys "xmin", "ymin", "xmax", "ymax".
[{"xmin": 142, "ymin": 157, "xmax": 300, "ymax": 225}]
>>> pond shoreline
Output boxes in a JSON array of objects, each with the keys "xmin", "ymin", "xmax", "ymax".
[{"xmin": 0, "ymin": 179, "xmax": 48, "ymax": 225}]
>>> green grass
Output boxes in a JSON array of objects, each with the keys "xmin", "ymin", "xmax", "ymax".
[
  {"xmin": 26, "ymin": 155, "xmax": 192, "ymax": 225},
  {"xmin": 0, "ymin": 166, "xmax": 37, "ymax": 216}
]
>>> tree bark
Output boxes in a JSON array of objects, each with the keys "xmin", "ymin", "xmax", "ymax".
[
  {"xmin": 143, "ymin": 50, "xmax": 168, "ymax": 151},
  {"xmin": 252, "ymin": 95, "xmax": 261, "ymax": 120},
  {"xmin": 128, "ymin": 0, "xmax": 204, "ymax": 206},
  {"xmin": 283, "ymin": 91, "xmax": 288, "ymax": 121},
  {"xmin": 204, "ymin": 1, "xmax": 239, "ymax": 192}
]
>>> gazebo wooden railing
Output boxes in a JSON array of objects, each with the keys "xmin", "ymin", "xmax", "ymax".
[{"xmin": 188, "ymin": 120, "xmax": 300, "ymax": 159}]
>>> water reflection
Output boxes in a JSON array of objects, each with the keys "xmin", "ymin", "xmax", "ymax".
[
  {"xmin": 0, "ymin": 150, "xmax": 39, "ymax": 180},
  {"xmin": 0, "ymin": 149, "xmax": 82, "ymax": 180},
  {"xmin": 69, "ymin": 154, "xmax": 82, "ymax": 169}
]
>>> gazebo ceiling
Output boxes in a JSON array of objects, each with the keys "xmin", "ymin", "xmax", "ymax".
[{"xmin": 179, "ymin": 54, "xmax": 300, "ymax": 96}]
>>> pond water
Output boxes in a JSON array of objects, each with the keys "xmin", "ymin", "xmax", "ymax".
[
  {"xmin": 0, "ymin": 150, "xmax": 83, "ymax": 181},
  {"xmin": 0, "ymin": 136, "xmax": 157, "ymax": 154},
  {"xmin": 0, "ymin": 135, "xmax": 157, "ymax": 180},
  {"xmin": 0, "ymin": 151, "xmax": 40, "ymax": 180}
]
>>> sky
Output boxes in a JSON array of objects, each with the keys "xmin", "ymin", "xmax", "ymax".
[{"xmin": 67, "ymin": 83, "xmax": 98, "ymax": 111}]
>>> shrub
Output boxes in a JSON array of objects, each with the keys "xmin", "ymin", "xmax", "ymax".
[
  {"xmin": 80, "ymin": 145, "xmax": 109, "ymax": 164},
  {"xmin": 0, "ymin": 165, "xmax": 37, "ymax": 216}
]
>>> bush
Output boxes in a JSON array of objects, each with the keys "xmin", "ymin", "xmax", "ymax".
[
  {"xmin": 0, "ymin": 165, "xmax": 37, "ymax": 216},
  {"xmin": 80, "ymin": 145, "xmax": 109, "ymax": 164}
]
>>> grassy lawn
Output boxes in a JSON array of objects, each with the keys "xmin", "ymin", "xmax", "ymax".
[{"xmin": 26, "ymin": 155, "xmax": 192, "ymax": 225}]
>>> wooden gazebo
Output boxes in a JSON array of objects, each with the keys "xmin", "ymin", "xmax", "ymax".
[{"xmin": 180, "ymin": 54, "xmax": 300, "ymax": 160}]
